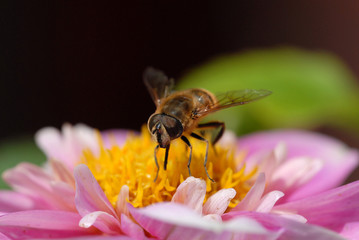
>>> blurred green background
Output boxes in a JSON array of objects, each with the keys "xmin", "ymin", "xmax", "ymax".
[
  {"xmin": 0, "ymin": 137, "xmax": 45, "ymax": 189},
  {"xmin": 179, "ymin": 48, "xmax": 359, "ymax": 135}
]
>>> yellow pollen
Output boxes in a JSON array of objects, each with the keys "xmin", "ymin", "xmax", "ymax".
[{"xmin": 81, "ymin": 126, "xmax": 257, "ymax": 209}]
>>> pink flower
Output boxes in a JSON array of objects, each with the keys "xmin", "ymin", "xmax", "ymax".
[{"xmin": 0, "ymin": 124, "xmax": 358, "ymax": 239}]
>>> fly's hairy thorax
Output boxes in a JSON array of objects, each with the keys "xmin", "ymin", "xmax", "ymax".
[{"xmin": 157, "ymin": 89, "xmax": 217, "ymax": 133}]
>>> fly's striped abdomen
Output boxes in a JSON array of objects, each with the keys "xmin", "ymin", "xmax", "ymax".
[
  {"xmin": 187, "ymin": 89, "xmax": 217, "ymax": 118},
  {"xmin": 160, "ymin": 95, "xmax": 193, "ymax": 124}
]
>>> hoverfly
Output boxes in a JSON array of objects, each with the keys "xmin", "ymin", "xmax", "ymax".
[{"xmin": 144, "ymin": 67, "xmax": 271, "ymax": 182}]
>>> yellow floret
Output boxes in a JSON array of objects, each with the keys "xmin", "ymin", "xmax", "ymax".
[{"xmin": 81, "ymin": 126, "xmax": 256, "ymax": 209}]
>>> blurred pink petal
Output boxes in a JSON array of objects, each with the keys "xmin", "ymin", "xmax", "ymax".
[
  {"xmin": 223, "ymin": 211, "xmax": 343, "ymax": 240},
  {"xmin": 0, "ymin": 210, "xmax": 97, "ymax": 239},
  {"xmin": 340, "ymin": 222, "xmax": 359, "ymax": 240},
  {"xmin": 115, "ymin": 185, "xmax": 130, "ymax": 217},
  {"xmin": 238, "ymin": 130, "xmax": 359, "ymax": 201},
  {"xmin": 271, "ymin": 211, "xmax": 307, "ymax": 223},
  {"xmin": 244, "ymin": 143, "xmax": 286, "ymax": 180},
  {"xmin": 256, "ymin": 191, "xmax": 284, "ymax": 213},
  {"xmin": 203, "ymin": 214, "xmax": 222, "ymax": 221},
  {"xmin": 74, "ymin": 164, "xmax": 117, "ymax": 218},
  {"xmin": 291, "ymin": 149, "xmax": 358, "ymax": 201},
  {"xmin": 50, "ymin": 181, "xmax": 76, "ymax": 211},
  {"xmin": 46, "ymin": 236, "xmax": 132, "ymax": 240},
  {"xmin": 101, "ymin": 129, "xmax": 134, "ymax": 148},
  {"xmin": 217, "ymin": 131, "xmax": 237, "ymax": 146},
  {"xmin": 267, "ymin": 157, "xmax": 323, "ymax": 195},
  {"xmin": 171, "ymin": 176, "xmax": 206, "ymax": 214},
  {"xmin": 0, "ymin": 191, "xmax": 41, "ymax": 212},
  {"xmin": 232, "ymin": 173, "xmax": 285, "ymax": 214},
  {"xmin": 3, "ymin": 163, "xmax": 73, "ymax": 211},
  {"xmin": 79, "ymin": 211, "xmax": 122, "ymax": 235},
  {"xmin": 0, "ymin": 232, "xmax": 11, "ymax": 240},
  {"xmin": 50, "ymin": 159, "xmax": 76, "ymax": 187},
  {"xmin": 233, "ymin": 173, "xmax": 266, "ymax": 211},
  {"xmin": 35, "ymin": 123, "xmax": 99, "ymax": 170},
  {"xmin": 203, "ymin": 188, "xmax": 236, "ymax": 215},
  {"xmin": 3, "ymin": 162, "xmax": 52, "ymax": 194},
  {"xmin": 274, "ymin": 180, "xmax": 359, "ymax": 234},
  {"xmin": 120, "ymin": 214, "xmax": 148, "ymax": 240},
  {"xmin": 129, "ymin": 203, "xmax": 281, "ymax": 240}
]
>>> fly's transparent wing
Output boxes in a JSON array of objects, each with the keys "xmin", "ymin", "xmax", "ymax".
[
  {"xmin": 143, "ymin": 67, "xmax": 175, "ymax": 106},
  {"xmin": 196, "ymin": 89, "xmax": 272, "ymax": 117}
]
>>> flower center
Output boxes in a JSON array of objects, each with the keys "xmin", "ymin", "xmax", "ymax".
[{"xmin": 81, "ymin": 127, "xmax": 257, "ymax": 209}]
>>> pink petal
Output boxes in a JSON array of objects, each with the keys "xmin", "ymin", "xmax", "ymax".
[
  {"xmin": 79, "ymin": 211, "xmax": 122, "ymax": 235},
  {"xmin": 45, "ymin": 236, "xmax": 132, "ymax": 240},
  {"xmin": 171, "ymin": 177, "xmax": 206, "ymax": 214},
  {"xmin": 268, "ymin": 157, "xmax": 323, "ymax": 196},
  {"xmin": 69, "ymin": 124, "xmax": 100, "ymax": 151},
  {"xmin": 223, "ymin": 211, "xmax": 343, "ymax": 240},
  {"xmin": 0, "ymin": 210, "xmax": 97, "ymax": 239},
  {"xmin": 243, "ymin": 143, "xmax": 285, "ymax": 179},
  {"xmin": 256, "ymin": 191, "xmax": 284, "ymax": 213},
  {"xmin": 290, "ymin": 149, "xmax": 358, "ymax": 202},
  {"xmin": 274, "ymin": 180, "xmax": 359, "ymax": 233},
  {"xmin": 271, "ymin": 211, "xmax": 307, "ymax": 223},
  {"xmin": 120, "ymin": 214, "xmax": 148, "ymax": 240},
  {"xmin": 74, "ymin": 164, "xmax": 117, "ymax": 218},
  {"xmin": 238, "ymin": 130, "xmax": 359, "ymax": 201},
  {"xmin": 340, "ymin": 222, "xmax": 359, "ymax": 240},
  {"xmin": 116, "ymin": 185, "xmax": 130, "ymax": 217},
  {"xmin": 50, "ymin": 159, "xmax": 76, "ymax": 188},
  {"xmin": 101, "ymin": 130, "xmax": 134, "ymax": 148},
  {"xmin": 2, "ymin": 163, "xmax": 71, "ymax": 210},
  {"xmin": 129, "ymin": 203, "xmax": 280, "ymax": 240},
  {"xmin": 273, "ymin": 142, "xmax": 287, "ymax": 165},
  {"xmin": 49, "ymin": 181, "xmax": 76, "ymax": 211},
  {"xmin": 0, "ymin": 191, "xmax": 43, "ymax": 212},
  {"xmin": 3, "ymin": 163, "xmax": 52, "ymax": 194},
  {"xmin": 203, "ymin": 214, "xmax": 222, "ymax": 221},
  {"xmin": 217, "ymin": 131, "xmax": 237, "ymax": 147},
  {"xmin": 0, "ymin": 232, "xmax": 11, "ymax": 240},
  {"xmin": 203, "ymin": 188, "xmax": 236, "ymax": 215},
  {"xmin": 35, "ymin": 123, "xmax": 99, "ymax": 170},
  {"xmin": 35, "ymin": 126, "xmax": 65, "ymax": 160},
  {"xmin": 232, "ymin": 173, "xmax": 265, "ymax": 211}
]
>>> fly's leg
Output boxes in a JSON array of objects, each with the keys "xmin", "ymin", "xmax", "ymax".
[
  {"xmin": 181, "ymin": 136, "xmax": 192, "ymax": 177},
  {"xmin": 197, "ymin": 121, "xmax": 225, "ymax": 145},
  {"xmin": 154, "ymin": 144, "xmax": 170, "ymax": 182},
  {"xmin": 153, "ymin": 145, "xmax": 160, "ymax": 182},
  {"xmin": 190, "ymin": 132, "xmax": 215, "ymax": 182},
  {"xmin": 164, "ymin": 144, "xmax": 170, "ymax": 170}
]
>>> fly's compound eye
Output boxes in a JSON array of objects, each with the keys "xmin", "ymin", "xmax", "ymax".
[
  {"xmin": 161, "ymin": 115, "xmax": 183, "ymax": 140},
  {"xmin": 148, "ymin": 114, "xmax": 183, "ymax": 140},
  {"xmin": 148, "ymin": 114, "xmax": 162, "ymax": 134}
]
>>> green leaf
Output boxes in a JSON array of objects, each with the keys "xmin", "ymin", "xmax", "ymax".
[
  {"xmin": 0, "ymin": 136, "xmax": 46, "ymax": 189},
  {"xmin": 178, "ymin": 48, "xmax": 359, "ymax": 134}
]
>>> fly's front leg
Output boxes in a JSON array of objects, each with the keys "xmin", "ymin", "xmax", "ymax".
[
  {"xmin": 153, "ymin": 144, "xmax": 170, "ymax": 182},
  {"xmin": 164, "ymin": 144, "xmax": 170, "ymax": 170},
  {"xmin": 181, "ymin": 136, "xmax": 192, "ymax": 177},
  {"xmin": 190, "ymin": 132, "xmax": 214, "ymax": 182},
  {"xmin": 197, "ymin": 121, "xmax": 225, "ymax": 146},
  {"xmin": 153, "ymin": 145, "xmax": 160, "ymax": 182}
]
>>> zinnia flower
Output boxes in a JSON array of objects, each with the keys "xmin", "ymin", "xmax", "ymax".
[{"xmin": 0, "ymin": 123, "xmax": 358, "ymax": 239}]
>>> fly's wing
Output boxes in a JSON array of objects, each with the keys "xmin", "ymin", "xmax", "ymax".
[
  {"xmin": 143, "ymin": 67, "xmax": 175, "ymax": 107},
  {"xmin": 196, "ymin": 89, "xmax": 272, "ymax": 117}
]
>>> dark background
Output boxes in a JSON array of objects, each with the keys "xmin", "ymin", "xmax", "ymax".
[{"xmin": 2, "ymin": 1, "xmax": 359, "ymax": 141}]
